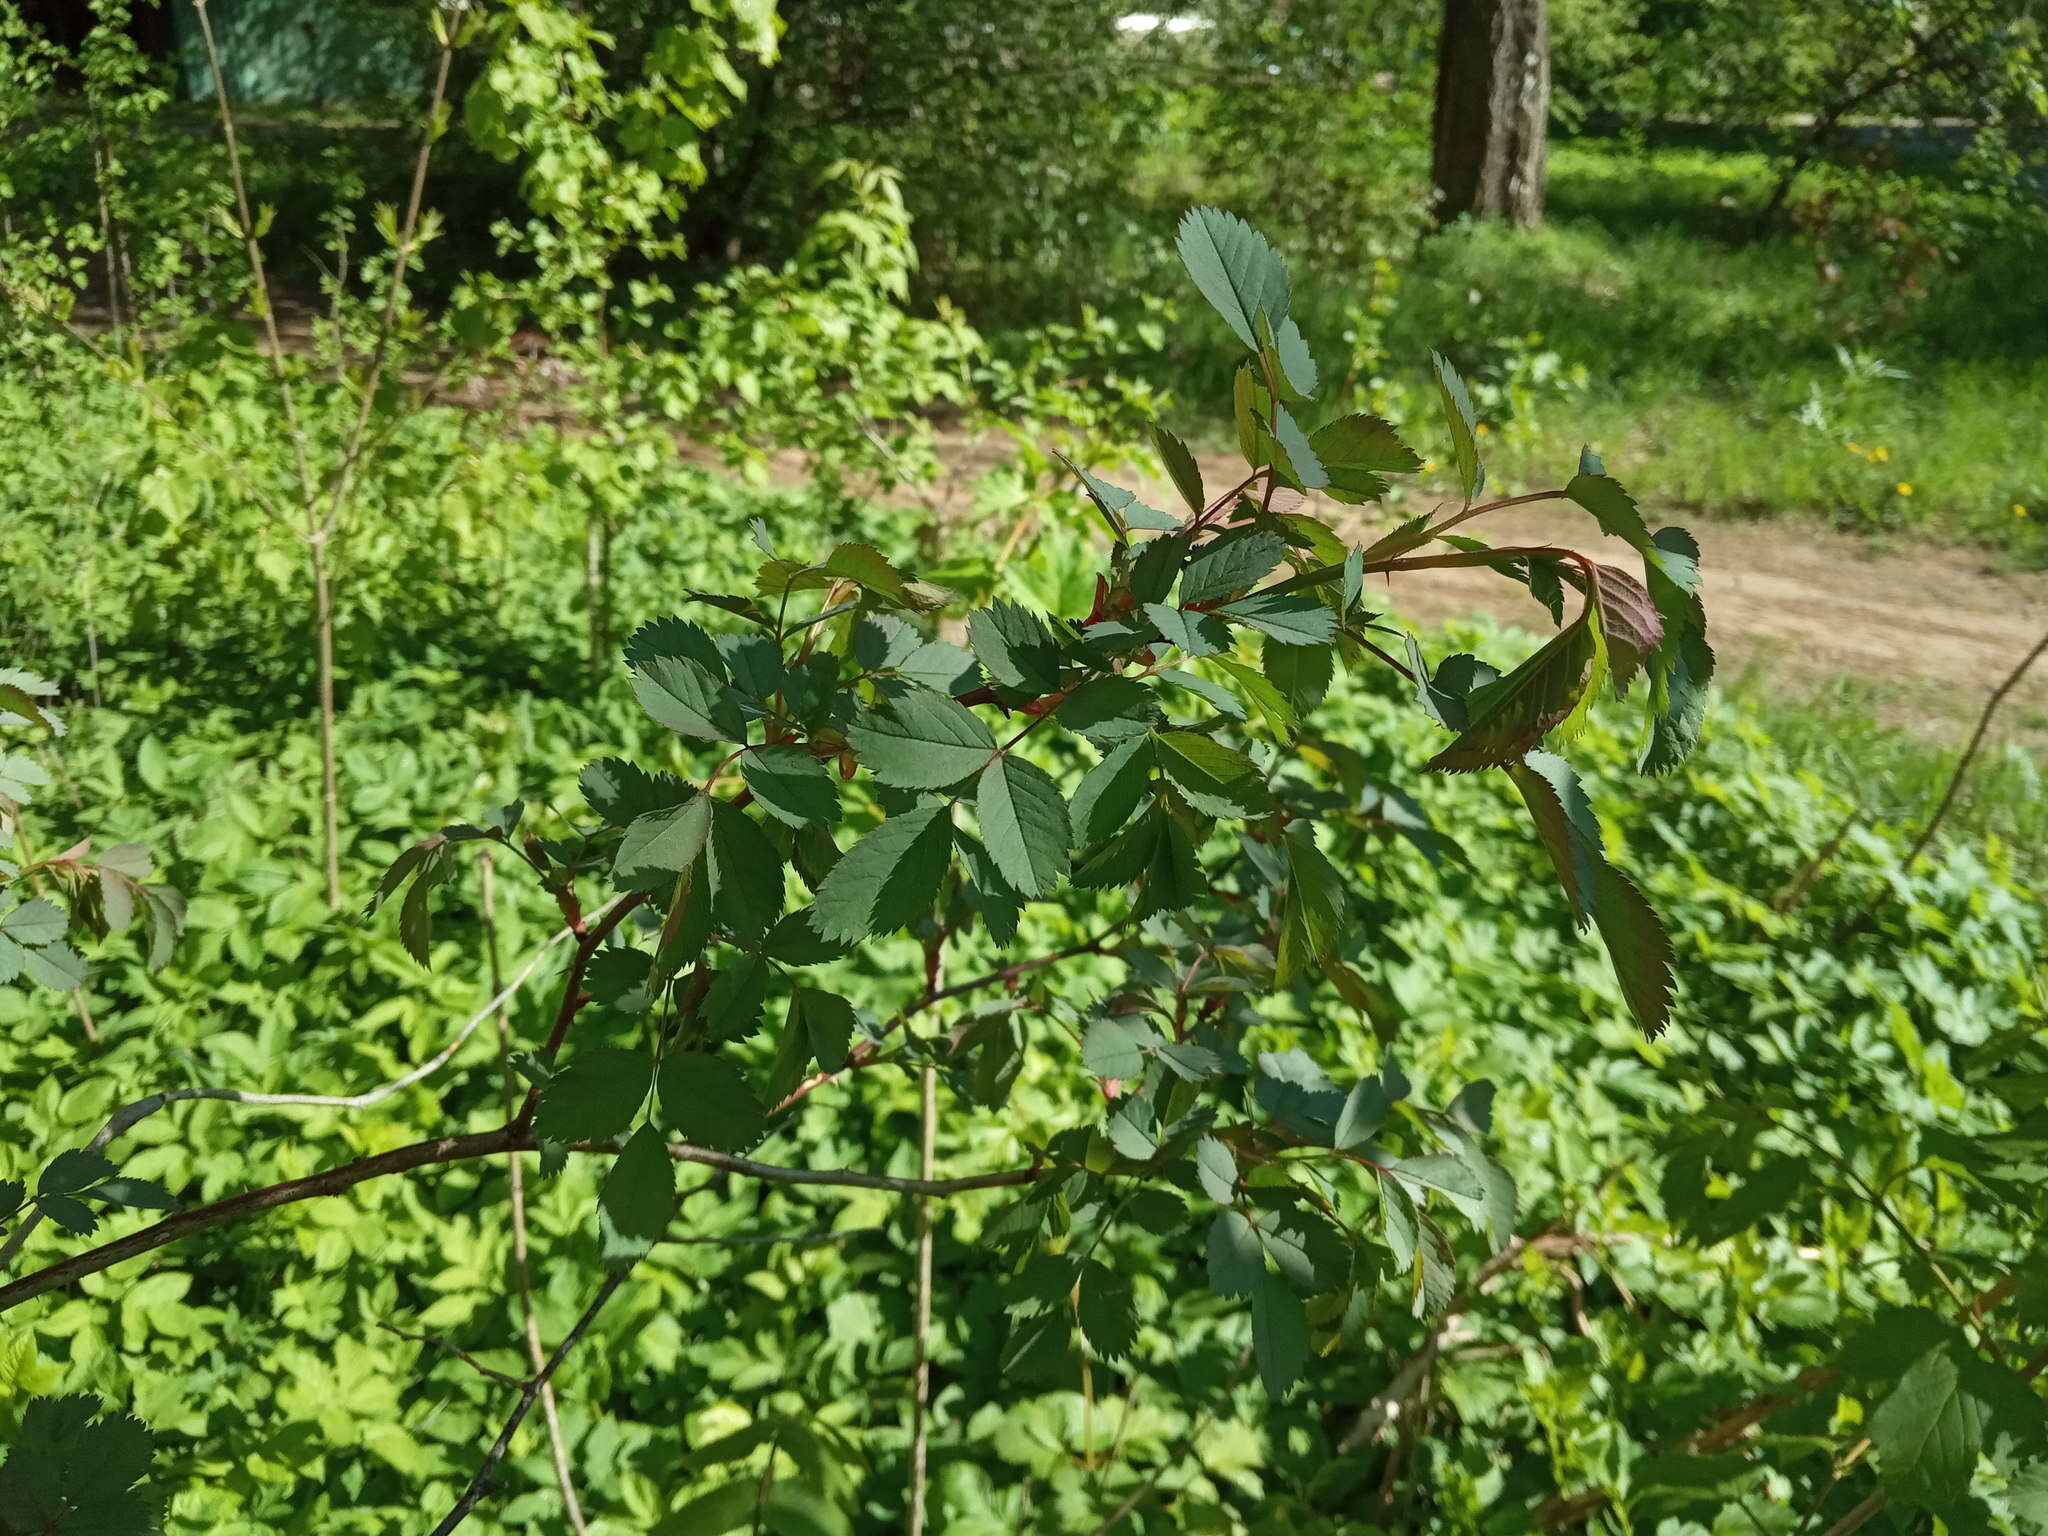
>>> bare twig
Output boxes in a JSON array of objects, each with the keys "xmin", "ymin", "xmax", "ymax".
[
  {"xmin": 376, "ymin": 1319, "xmax": 523, "ymax": 1389},
  {"xmin": 487, "ymin": 856, "xmax": 589, "ymax": 1533},
  {"xmin": 1822, "ymin": 1490, "xmax": 1887, "ymax": 1536},
  {"xmin": 1901, "ymin": 625, "xmax": 2048, "ymax": 871},
  {"xmin": 1084, "ymin": 1347, "xmax": 1252, "ymax": 1536},
  {"xmin": 0, "ymin": 913, "xmax": 591, "ymax": 1275},
  {"xmin": 908, "ymin": 1065, "xmax": 938, "ymax": 1536},
  {"xmin": 0, "ymin": 1127, "xmax": 522, "ymax": 1313},
  {"xmin": 0, "ymin": 1131, "xmax": 1042, "ymax": 1314},
  {"xmin": 775, "ymin": 927, "xmax": 1122, "ymax": 1111},
  {"xmin": 425, "ymin": 1264, "xmax": 634, "ymax": 1536},
  {"xmin": 319, "ymin": 1, "xmax": 468, "ymax": 543}
]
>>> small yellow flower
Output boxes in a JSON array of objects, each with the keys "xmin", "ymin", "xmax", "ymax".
[
  {"xmin": 1871, "ymin": 445, "xmax": 1890, "ymax": 463},
  {"xmin": 1847, "ymin": 441, "xmax": 1863, "ymax": 455},
  {"xmin": 1896, "ymin": 482, "xmax": 1913, "ymax": 496},
  {"xmin": 1421, "ymin": 460, "xmax": 1438, "ymax": 473},
  {"xmin": 2017, "ymin": 503, "xmax": 2030, "ymax": 518},
  {"xmin": 1475, "ymin": 423, "xmax": 1490, "ymax": 436}
]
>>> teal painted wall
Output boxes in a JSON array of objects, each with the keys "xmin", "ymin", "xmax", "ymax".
[{"xmin": 169, "ymin": 0, "xmax": 432, "ymax": 105}]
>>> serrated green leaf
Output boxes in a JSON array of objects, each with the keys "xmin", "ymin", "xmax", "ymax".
[
  {"xmin": 1251, "ymin": 1274, "xmax": 1310, "ymax": 1396},
  {"xmin": 1232, "ymin": 362, "xmax": 1261, "ymax": 463},
  {"xmin": 600, "ymin": 1125, "xmax": 675, "ymax": 1241},
  {"xmin": 39, "ymin": 1149, "xmax": 115, "ymax": 1196},
  {"xmin": 625, "ymin": 616, "xmax": 726, "ymax": 674},
  {"xmin": 1219, "ymin": 591, "xmax": 1336, "ymax": 646},
  {"xmin": 741, "ymin": 746, "xmax": 840, "ymax": 828},
  {"xmin": 581, "ymin": 758, "xmax": 692, "ymax": 825},
  {"xmin": 534, "ymin": 1048, "xmax": 652, "ymax": 1145},
  {"xmin": 1177, "ymin": 207, "xmax": 1291, "ymax": 352},
  {"xmin": 1195, "ymin": 1137, "xmax": 1237, "ymax": 1203},
  {"xmin": 895, "ymin": 641, "xmax": 978, "ymax": 695},
  {"xmin": 1161, "ymin": 664, "xmax": 1247, "ymax": 722},
  {"xmin": 848, "ymin": 690, "xmax": 996, "ymax": 789},
  {"xmin": 1082, "ymin": 1017, "xmax": 1151, "ymax": 1080},
  {"xmin": 613, "ymin": 796, "xmax": 711, "ymax": 892},
  {"xmin": 1136, "ymin": 810, "xmax": 1204, "ymax": 918},
  {"xmin": 36, "ymin": 1193, "xmax": 97, "ymax": 1236},
  {"xmin": 1270, "ymin": 404, "xmax": 1327, "ymax": 490},
  {"xmin": 1431, "ymin": 350, "xmax": 1485, "ymax": 504},
  {"xmin": 1143, "ymin": 603, "xmax": 1231, "ymax": 660},
  {"xmin": 89, "ymin": 1177, "xmax": 174, "ymax": 1211},
  {"xmin": 1270, "ymin": 315, "xmax": 1318, "ymax": 400},
  {"xmin": 657, "ymin": 1052, "xmax": 767, "ymax": 1151},
  {"xmin": 1212, "ymin": 658, "xmax": 1294, "ymax": 735},
  {"xmin": 1057, "ymin": 677, "xmax": 1161, "ymax": 747},
  {"xmin": 1264, "ymin": 640, "xmax": 1334, "ymax": 720},
  {"xmin": 1066, "ymin": 458, "xmax": 1177, "ymax": 534},
  {"xmin": 1207, "ymin": 1209, "xmax": 1265, "ymax": 1297},
  {"xmin": 1153, "ymin": 424, "xmax": 1206, "ymax": 513},
  {"xmin": 1872, "ymin": 1346, "xmax": 1983, "ymax": 1505},
  {"xmin": 700, "ymin": 954, "xmax": 771, "ymax": 1042},
  {"xmin": 823, "ymin": 541, "xmax": 912, "ymax": 603},
  {"xmin": 1071, "ymin": 737, "xmax": 1154, "ymax": 845},
  {"xmin": 792, "ymin": 987, "xmax": 856, "ymax": 1072},
  {"xmin": 1154, "ymin": 732, "xmax": 1273, "ymax": 818},
  {"xmin": 1181, "ymin": 531, "xmax": 1287, "ymax": 607},
  {"xmin": 1508, "ymin": 751, "xmax": 1674, "ymax": 1037},
  {"xmin": 1335, "ymin": 1082, "xmax": 1388, "ymax": 1149},
  {"xmin": 968, "ymin": 601, "xmax": 1063, "ymax": 698},
  {"xmin": 976, "ymin": 755, "xmax": 1070, "ymax": 897},
  {"xmin": 1078, "ymin": 1263, "xmax": 1139, "ymax": 1360},
  {"xmin": 1275, "ymin": 824, "xmax": 1346, "ymax": 986},
  {"xmin": 1565, "ymin": 472, "xmax": 1653, "ymax": 548},
  {"xmin": 955, "ymin": 832, "xmax": 1023, "ymax": 949},
  {"xmin": 632, "ymin": 653, "xmax": 745, "ymax": 742},
  {"xmin": 1072, "ymin": 804, "xmax": 1162, "ymax": 890},
  {"xmin": 0, "ymin": 899, "xmax": 65, "ymax": 947},
  {"xmin": 813, "ymin": 805, "xmax": 953, "ymax": 943},
  {"xmin": 706, "ymin": 800, "xmax": 783, "ymax": 940},
  {"xmin": 20, "ymin": 940, "xmax": 87, "ymax": 992},
  {"xmin": 1428, "ymin": 622, "xmax": 1596, "ymax": 773},
  {"xmin": 1312, "ymin": 414, "xmax": 1420, "ymax": 505}
]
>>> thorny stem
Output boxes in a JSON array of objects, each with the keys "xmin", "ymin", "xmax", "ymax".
[
  {"xmin": 1428, "ymin": 488, "xmax": 1572, "ymax": 538},
  {"xmin": 0, "ymin": 1131, "xmax": 1042, "ymax": 1316},
  {"xmin": 513, "ymin": 893, "xmax": 650, "ymax": 1130}
]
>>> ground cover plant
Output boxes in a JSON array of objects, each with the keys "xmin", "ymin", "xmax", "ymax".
[
  {"xmin": 6, "ymin": 199, "xmax": 2048, "ymax": 1536},
  {"xmin": 5, "ymin": 5, "xmax": 2048, "ymax": 1534}
]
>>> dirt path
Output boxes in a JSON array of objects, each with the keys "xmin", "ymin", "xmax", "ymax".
[{"xmin": 1156, "ymin": 452, "xmax": 2048, "ymax": 744}]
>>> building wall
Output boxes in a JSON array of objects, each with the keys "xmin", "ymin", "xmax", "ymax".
[{"xmin": 166, "ymin": 0, "xmax": 432, "ymax": 105}]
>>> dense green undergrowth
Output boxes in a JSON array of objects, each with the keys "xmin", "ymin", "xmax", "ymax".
[{"xmin": 4, "ymin": 472, "xmax": 2045, "ymax": 1530}]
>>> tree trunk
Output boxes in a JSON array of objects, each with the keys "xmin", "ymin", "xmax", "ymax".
[{"xmin": 1431, "ymin": 0, "xmax": 1550, "ymax": 228}]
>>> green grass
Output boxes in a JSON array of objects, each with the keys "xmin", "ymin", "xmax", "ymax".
[
  {"xmin": 1378, "ymin": 142, "xmax": 2048, "ymax": 557},
  {"xmin": 1099, "ymin": 137, "xmax": 2048, "ymax": 563},
  {"xmin": 1727, "ymin": 667, "xmax": 2048, "ymax": 879}
]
